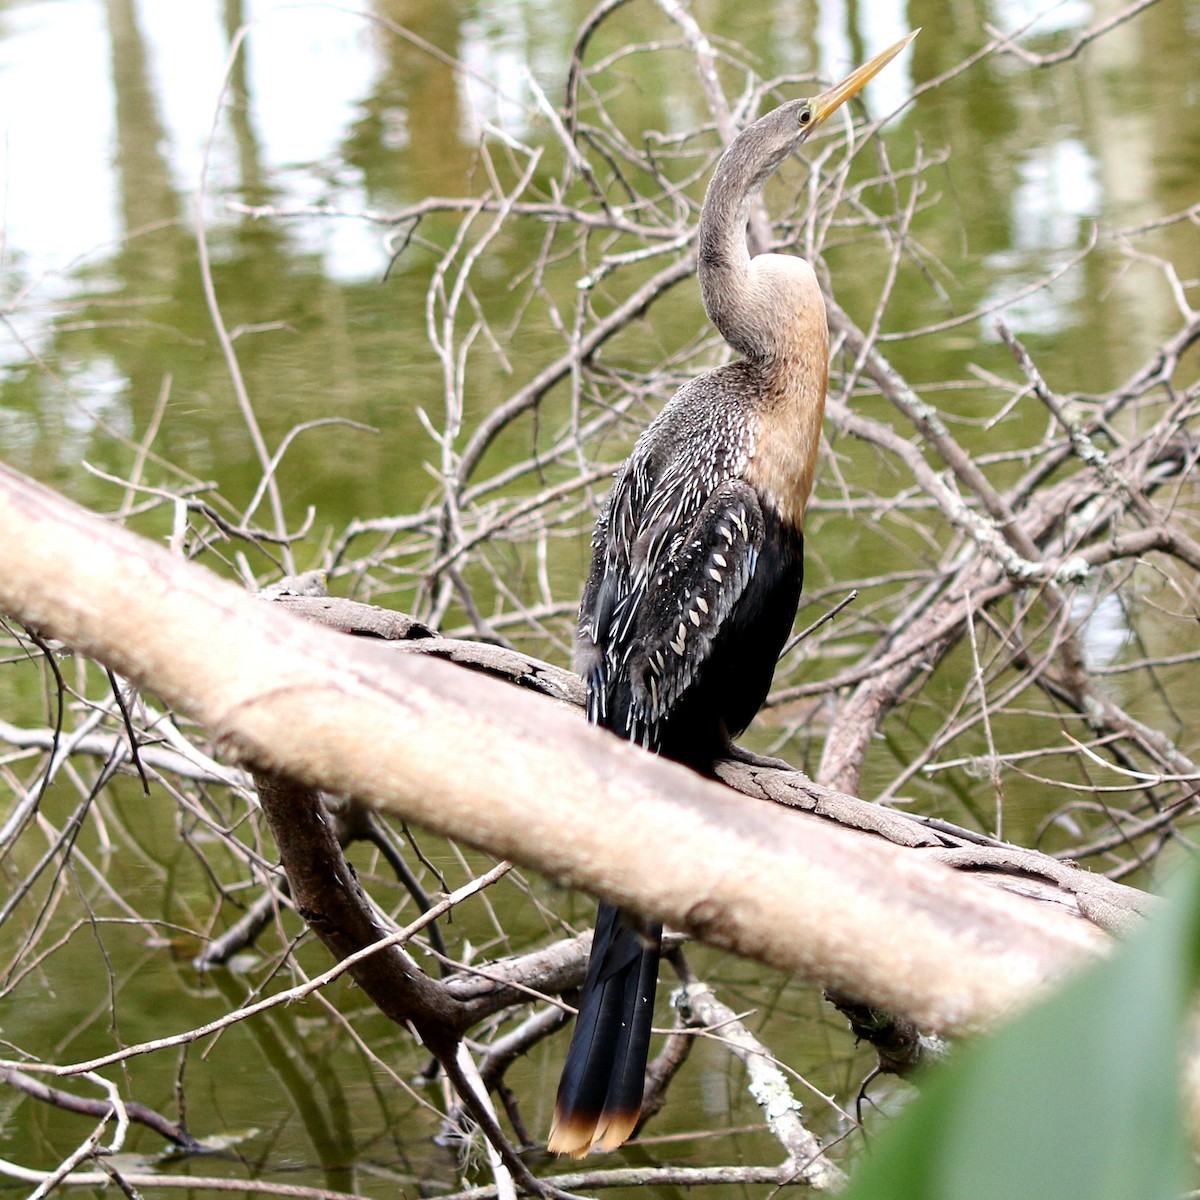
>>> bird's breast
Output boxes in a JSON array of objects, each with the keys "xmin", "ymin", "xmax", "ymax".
[
  {"xmin": 745, "ymin": 359, "xmax": 827, "ymax": 530},
  {"xmin": 736, "ymin": 254, "xmax": 829, "ymax": 528}
]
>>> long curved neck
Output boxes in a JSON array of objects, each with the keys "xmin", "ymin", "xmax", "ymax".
[
  {"xmin": 695, "ymin": 124, "xmax": 830, "ymax": 527},
  {"xmin": 696, "ymin": 125, "xmax": 809, "ymax": 366}
]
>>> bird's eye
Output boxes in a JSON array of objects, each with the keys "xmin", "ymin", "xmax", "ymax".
[{"xmin": 797, "ymin": 105, "xmax": 814, "ymax": 127}]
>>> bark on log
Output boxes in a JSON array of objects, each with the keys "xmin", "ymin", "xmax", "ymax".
[{"xmin": 0, "ymin": 462, "xmax": 1140, "ymax": 1036}]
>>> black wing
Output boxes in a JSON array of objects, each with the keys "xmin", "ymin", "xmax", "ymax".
[{"xmin": 578, "ymin": 460, "xmax": 767, "ymax": 752}]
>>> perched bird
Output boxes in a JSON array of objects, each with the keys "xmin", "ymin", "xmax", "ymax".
[{"xmin": 547, "ymin": 32, "xmax": 919, "ymax": 1159}]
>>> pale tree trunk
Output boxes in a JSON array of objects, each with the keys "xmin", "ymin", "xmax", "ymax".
[{"xmin": 0, "ymin": 461, "xmax": 1145, "ymax": 1041}]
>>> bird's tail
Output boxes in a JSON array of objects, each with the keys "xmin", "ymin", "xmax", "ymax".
[{"xmin": 548, "ymin": 902, "xmax": 662, "ymax": 1157}]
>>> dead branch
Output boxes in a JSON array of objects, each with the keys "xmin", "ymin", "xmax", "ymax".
[
  {"xmin": 674, "ymin": 982, "xmax": 847, "ymax": 1189},
  {"xmin": 0, "ymin": 1066, "xmax": 202, "ymax": 1153},
  {"xmin": 0, "ymin": 461, "xmax": 1129, "ymax": 1040},
  {"xmin": 3, "ymin": 5, "xmax": 1198, "ymax": 1193}
]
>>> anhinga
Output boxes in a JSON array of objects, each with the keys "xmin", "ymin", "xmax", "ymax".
[{"xmin": 547, "ymin": 32, "xmax": 918, "ymax": 1159}]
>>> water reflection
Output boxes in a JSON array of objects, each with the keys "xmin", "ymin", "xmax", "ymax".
[
  {"xmin": 3, "ymin": 0, "xmax": 1190, "ymax": 404},
  {"xmin": 1, "ymin": 0, "xmax": 1198, "ymax": 1191},
  {"xmin": 980, "ymin": 136, "xmax": 1100, "ymax": 336},
  {"xmin": 0, "ymin": 5, "xmax": 1195, "ymax": 815}
]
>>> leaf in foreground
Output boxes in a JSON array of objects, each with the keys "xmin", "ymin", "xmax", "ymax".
[{"xmin": 844, "ymin": 864, "xmax": 1200, "ymax": 1200}]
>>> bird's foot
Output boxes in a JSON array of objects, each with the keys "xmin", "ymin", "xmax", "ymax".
[{"xmin": 719, "ymin": 741, "xmax": 796, "ymax": 772}]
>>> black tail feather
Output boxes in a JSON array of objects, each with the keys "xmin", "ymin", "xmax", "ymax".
[{"xmin": 548, "ymin": 902, "xmax": 662, "ymax": 1157}]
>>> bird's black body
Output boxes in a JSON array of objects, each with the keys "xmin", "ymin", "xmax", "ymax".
[
  {"xmin": 579, "ymin": 367, "xmax": 806, "ymax": 764},
  {"xmin": 546, "ymin": 30, "xmax": 918, "ymax": 1159},
  {"xmin": 550, "ymin": 367, "xmax": 807, "ymax": 1157}
]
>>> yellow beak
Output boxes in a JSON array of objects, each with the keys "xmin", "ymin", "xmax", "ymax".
[{"xmin": 808, "ymin": 30, "xmax": 919, "ymax": 128}]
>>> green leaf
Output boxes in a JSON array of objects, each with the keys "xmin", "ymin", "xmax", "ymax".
[{"xmin": 844, "ymin": 864, "xmax": 1200, "ymax": 1200}]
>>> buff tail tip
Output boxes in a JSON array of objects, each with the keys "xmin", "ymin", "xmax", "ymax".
[{"xmin": 547, "ymin": 1106, "xmax": 640, "ymax": 1158}]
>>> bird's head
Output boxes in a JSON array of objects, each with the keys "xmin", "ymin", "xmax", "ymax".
[
  {"xmin": 738, "ymin": 30, "xmax": 919, "ymax": 185},
  {"xmin": 797, "ymin": 30, "xmax": 920, "ymax": 139},
  {"xmin": 698, "ymin": 29, "xmax": 919, "ymax": 349}
]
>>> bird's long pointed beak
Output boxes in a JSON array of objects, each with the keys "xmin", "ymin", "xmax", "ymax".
[{"xmin": 808, "ymin": 30, "xmax": 919, "ymax": 128}]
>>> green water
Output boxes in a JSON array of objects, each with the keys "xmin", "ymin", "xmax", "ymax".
[{"xmin": 2, "ymin": 0, "xmax": 1198, "ymax": 1194}]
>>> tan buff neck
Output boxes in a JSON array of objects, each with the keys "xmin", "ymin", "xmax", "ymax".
[{"xmin": 740, "ymin": 254, "xmax": 829, "ymax": 529}]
